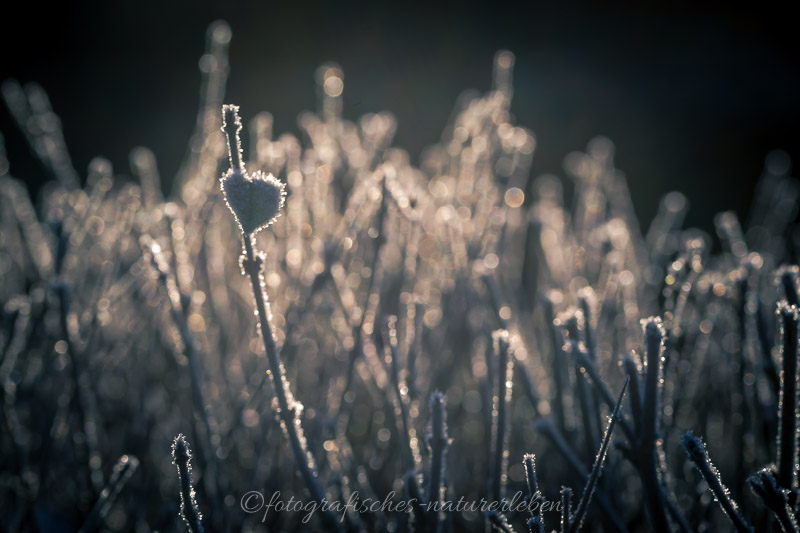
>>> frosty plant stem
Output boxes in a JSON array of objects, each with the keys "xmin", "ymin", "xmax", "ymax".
[
  {"xmin": 173, "ymin": 435, "xmax": 204, "ymax": 533},
  {"xmin": 681, "ymin": 431, "xmax": 753, "ymax": 532},
  {"xmin": 523, "ymin": 454, "xmax": 546, "ymax": 533},
  {"xmin": 78, "ymin": 454, "xmax": 139, "ymax": 533},
  {"xmin": 776, "ymin": 300, "xmax": 800, "ymax": 491},
  {"xmin": 427, "ymin": 391, "xmax": 449, "ymax": 532},
  {"xmin": 568, "ymin": 376, "xmax": 629, "ymax": 533},
  {"xmin": 747, "ymin": 467, "xmax": 798, "ymax": 533},
  {"xmin": 221, "ymin": 105, "xmax": 342, "ymax": 532},
  {"xmin": 639, "ymin": 318, "xmax": 671, "ymax": 533},
  {"xmin": 489, "ymin": 330, "xmax": 515, "ymax": 504}
]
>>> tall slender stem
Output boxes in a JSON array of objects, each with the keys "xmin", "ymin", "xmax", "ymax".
[
  {"xmin": 777, "ymin": 301, "xmax": 800, "ymax": 491},
  {"xmin": 523, "ymin": 454, "xmax": 546, "ymax": 533},
  {"xmin": 489, "ymin": 330, "xmax": 514, "ymax": 504},
  {"xmin": 241, "ymin": 234, "xmax": 342, "ymax": 532},
  {"xmin": 428, "ymin": 391, "xmax": 449, "ymax": 533},
  {"xmin": 639, "ymin": 319, "xmax": 670, "ymax": 533},
  {"xmin": 569, "ymin": 377, "xmax": 628, "ymax": 533},
  {"xmin": 173, "ymin": 435, "xmax": 204, "ymax": 533}
]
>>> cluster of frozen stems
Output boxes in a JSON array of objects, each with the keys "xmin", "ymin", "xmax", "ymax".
[{"xmin": 2, "ymin": 19, "xmax": 800, "ymax": 533}]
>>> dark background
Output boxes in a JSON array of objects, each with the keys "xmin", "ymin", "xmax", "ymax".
[{"xmin": 1, "ymin": 1, "xmax": 798, "ymax": 231}]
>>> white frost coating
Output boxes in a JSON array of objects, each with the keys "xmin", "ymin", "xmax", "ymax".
[{"xmin": 220, "ymin": 105, "xmax": 286, "ymax": 236}]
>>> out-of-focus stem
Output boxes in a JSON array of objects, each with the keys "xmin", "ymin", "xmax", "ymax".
[
  {"xmin": 427, "ymin": 391, "xmax": 449, "ymax": 533},
  {"xmin": 489, "ymin": 331, "xmax": 514, "ymax": 504},
  {"xmin": 78, "ymin": 455, "xmax": 139, "ymax": 533}
]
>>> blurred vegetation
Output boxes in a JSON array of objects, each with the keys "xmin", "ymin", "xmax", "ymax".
[{"xmin": 2, "ymin": 20, "xmax": 800, "ymax": 533}]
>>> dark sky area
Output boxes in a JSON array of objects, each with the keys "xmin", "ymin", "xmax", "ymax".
[{"xmin": 1, "ymin": 2, "xmax": 798, "ymax": 231}]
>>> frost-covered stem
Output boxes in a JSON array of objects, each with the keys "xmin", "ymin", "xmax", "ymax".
[
  {"xmin": 383, "ymin": 316, "xmax": 418, "ymax": 472},
  {"xmin": 543, "ymin": 297, "xmax": 568, "ymax": 433},
  {"xmin": 234, "ymin": 250, "xmax": 335, "ymax": 429},
  {"xmin": 222, "ymin": 104, "xmax": 244, "ymax": 172},
  {"xmin": 757, "ymin": 297, "xmax": 780, "ymax": 394},
  {"xmin": 573, "ymin": 356, "xmax": 598, "ymax": 461},
  {"xmin": 681, "ymin": 431, "xmax": 753, "ymax": 533},
  {"xmin": 574, "ymin": 349, "xmax": 635, "ymax": 441},
  {"xmin": 639, "ymin": 319, "xmax": 670, "ymax": 533},
  {"xmin": 777, "ymin": 301, "xmax": 800, "ymax": 491},
  {"xmin": 578, "ymin": 292, "xmax": 603, "ymax": 440},
  {"xmin": 488, "ymin": 511, "xmax": 517, "ymax": 533},
  {"xmin": 563, "ymin": 316, "xmax": 600, "ymax": 460},
  {"xmin": 748, "ymin": 468, "xmax": 799, "ymax": 533},
  {"xmin": 560, "ymin": 487, "xmax": 573, "ymax": 533},
  {"xmin": 427, "ymin": 391, "xmax": 449, "ymax": 532},
  {"xmin": 642, "ymin": 320, "xmax": 663, "ymax": 460},
  {"xmin": 141, "ymin": 237, "xmax": 226, "ymax": 520},
  {"xmin": 241, "ymin": 235, "xmax": 342, "ymax": 532},
  {"xmin": 523, "ymin": 454, "xmax": 546, "ymax": 533},
  {"xmin": 733, "ymin": 274, "xmax": 751, "ymax": 503},
  {"xmin": 172, "ymin": 435, "xmax": 204, "ymax": 533},
  {"xmin": 534, "ymin": 421, "xmax": 626, "ymax": 533},
  {"xmin": 489, "ymin": 331, "xmax": 514, "ymax": 504},
  {"xmin": 569, "ymin": 377, "xmax": 628, "ymax": 533},
  {"xmin": 78, "ymin": 455, "xmax": 139, "ymax": 533}
]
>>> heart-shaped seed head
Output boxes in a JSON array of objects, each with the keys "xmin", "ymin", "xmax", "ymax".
[{"xmin": 220, "ymin": 105, "xmax": 286, "ymax": 236}]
